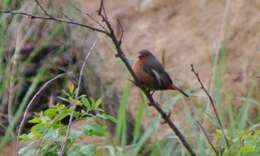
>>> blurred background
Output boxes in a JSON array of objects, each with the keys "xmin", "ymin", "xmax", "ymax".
[{"xmin": 0, "ymin": 0, "xmax": 259, "ymax": 155}]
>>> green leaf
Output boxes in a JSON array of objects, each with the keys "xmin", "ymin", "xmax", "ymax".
[
  {"xmin": 96, "ymin": 114, "xmax": 117, "ymax": 123},
  {"xmin": 79, "ymin": 144, "xmax": 96, "ymax": 155},
  {"xmin": 239, "ymin": 80, "xmax": 256, "ymax": 129},
  {"xmin": 67, "ymin": 145, "xmax": 81, "ymax": 156},
  {"xmin": 82, "ymin": 124, "xmax": 107, "ymax": 136},
  {"xmin": 31, "ymin": 123, "xmax": 45, "ymax": 133},
  {"xmin": 44, "ymin": 108, "xmax": 58, "ymax": 118},
  {"xmin": 30, "ymin": 131, "xmax": 42, "ymax": 140},
  {"xmin": 115, "ymin": 81, "xmax": 131, "ymax": 145},
  {"xmin": 94, "ymin": 98, "xmax": 103, "ymax": 108},
  {"xmin": 81, "ymin": 96, "xmax": 91, "ymax": 110},
  {"xmin": 19, "ymin": 146, "xmax": 41, "ymax": 156},
  {"xmin": 28, "ymin": 117, "xmax": 42, "ymax": 124},
  {"xmin": 56, "ymin": 104, "xmax": 66, "ymax": 111},
  {"xmin": 68, "ymin": 81, "xmax": 75, "ymax": 95},
  {"xmin": 133, "ymin": 93, "xmax": 146, "ymax": 144},
  {"xmin": 20, "ymin": 134, "xmax": 29, "ymax": 141},
  {"xmin": 56, "ymin": 109, "xmax": 72, "ymax": 121},
  {"xmin": 240, "ymin": 144, "xmax": 255, "ymax": 155}
]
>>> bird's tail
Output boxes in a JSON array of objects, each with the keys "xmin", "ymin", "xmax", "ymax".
[{"xmin": 170, "ymin": 84, "xmax": 189, "ymax": 97}]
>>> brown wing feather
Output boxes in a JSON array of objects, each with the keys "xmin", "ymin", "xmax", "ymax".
[{"xmin": 143, "ymin": 56, "xmax": 172, "ymax": 89}]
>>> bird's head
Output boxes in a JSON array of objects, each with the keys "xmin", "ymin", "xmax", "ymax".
[{"xmin": 138, "ymin": 49, "xmax": 153, "ymax": 60}]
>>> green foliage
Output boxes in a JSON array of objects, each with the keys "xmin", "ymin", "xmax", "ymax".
[
  {"xmin": 79, "ymin": 95, "xmax": 103, "ymax": 112},
  {"xmin": 67, "ymin": 144, "xmax": 96, "ymax": 156},
  {"xmin": 0, "ymin": 0, "xmax": 14, "ymax": 9},
  {"xmin": 82, "ymin": 124, "xmax": 107, "ymax": 136},
  {"xmin": 115, "ymin": 81, "xmax": 131, "ymax": 145},
  {"xmin": 19, "ymin": 85, "xmax": 107, "ymax": 156},
  {"xmin": 214, "ymin": 129, "xmax": 260, "ymax": 156},
  {"xmin": 6, "ymin": 73, "xmax": 260, "ymax": 156},
  {"xmin": 0, "ymin": 6, "xmax": 64, "ymax": 149},
  {"xmin": 133, "ymin": 93, "xmax": 146, "ymax": 144}
]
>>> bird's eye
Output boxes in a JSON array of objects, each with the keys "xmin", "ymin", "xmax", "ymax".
[
  {"xmin": 139, "ymin": 54, "xmax": 144, "ymax": 58},
  {"xmin": 139, "ymin": 54, "xmax": 147, "ymax": 58}
]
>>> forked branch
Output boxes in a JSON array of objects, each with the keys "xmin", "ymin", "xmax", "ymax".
[
  {"xmin": 0, "ymin": 10, "xmax": 107, "ymax": 34},
  {"xmin": 191, "ymin": 64, "xmax": 229, "ymax": 147}
]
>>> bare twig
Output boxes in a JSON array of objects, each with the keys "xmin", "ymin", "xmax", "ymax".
[
  {"xmin": 116, "ymin": 18, "xmax": 124, "ymax": 45},
  {"xmin": 34, "ymin": 0, "xmax": 52, "ymax": 18},
  {"xmin": 0, "ymin": 10, "xmax": 107, "ymax": 34},
  {"xmin": 191, "ymin": 64, "xmax": 229, "ymax": 147},
  {"xmin": 67, "ymin": 1, "xmax": 107, "ymax": 31},
  {"xmin": 7, "ymin": 20, "xmax": 32, "ymax": 125},
  {"xmin": 98, "ymin": 0, "xmax": 109, "ymax": 22},
  {"xmin": 16, "ymin": 73, "xmax": 66, "ymax": 155},
  {"xmin": 7, "ymin": 52, "xmax": 18, "ymax": 124},
  {"xmin": 76, "ymin": 39, "xmax": 98, "ymax": 97},
  {"xmin": 59, "ymin": 39, "xmax": 98, "ymax": 156},
  {"xmin": 196, "ymin": 121, "xmax": 219, "ymax": 156},
  {"xmin": 61, "ymin": 12, "xmax": 74, "ymax": 22}
]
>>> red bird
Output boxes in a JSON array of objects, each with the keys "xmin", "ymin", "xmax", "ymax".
[{"xmin": 132, "ymin": 49, "xmax": 189, "ymax": 97}]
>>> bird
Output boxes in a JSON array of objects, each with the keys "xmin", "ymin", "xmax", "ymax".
[{"xmin": 132, "ymin": 49, "xmax": 189, "ymax": 97}]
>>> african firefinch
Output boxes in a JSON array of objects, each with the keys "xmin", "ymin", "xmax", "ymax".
[{"xmin": 132, "ymin": 49, "xmax": 189, "ymax": 97}]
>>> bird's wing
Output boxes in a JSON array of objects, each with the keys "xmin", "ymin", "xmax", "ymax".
[
  {"xmin": 151, "ymin": 69, "xmax": 163, "ymax": 86},
  {"xmin": 143, "ymin": 59, "xmax": 172, "ymax": 88}
]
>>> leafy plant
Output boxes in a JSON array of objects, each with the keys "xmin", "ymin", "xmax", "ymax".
[
  {"xmin": 19, "ymin": 84, "xmax": 109, "ymax": 156},
  {"xmin": 214, "ymin": 129, "xmax": 260, "ymax": 156}
]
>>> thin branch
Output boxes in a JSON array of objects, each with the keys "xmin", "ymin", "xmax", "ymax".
[
  {"xmin": 76, "ymin": 39, "xmax": 98, "ymax": 97},
  {"xmin": 16, "ymin": 73, "xmax": 66, "ymax": 155},
  {"xmin": 143, "ymin": 92, "xmax": 195, "ymax": 156},
  {"xmin": 0, "ymin": 10, "xmax": 108, "ymax": 34},
  {"xmin": 36, "ymin": 0, "xmax": 86, "ymax": 25},
  {"xmin": 196, "ymin": 121, "xmax": 219, "ymax": 156},
  {"xmin": 68, "ymin": 1, "xmax": 108, "ymax": 32},
  {"xmin": 98, "ymin": 0, "xmax": 109, "ymax": 22},
  {"xmin": 191, "ymin": 64, "xmax": 229, "ymax": 147},
  {"xmin": 117, "ymin": 18, "xmax": 124, "ymax": 45},
  {"xmin": 61, "ymin": 12, "xmax": 74, "ymax": 22},
  {"xmin": 59, "ymin": 39, "xmax": 98, "ymax": 156},
  {"xmin": 98, "ymin": 0, "xmax": 116, "ymax": 40},
  {"xmin": 34, "ymin": 0, "xmax": 52, "ymax": 18}
]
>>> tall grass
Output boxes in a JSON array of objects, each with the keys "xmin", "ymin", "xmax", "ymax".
[
  {"xmin": 133, "ymin": 93, "xmax": 146, "ymax": 144},
  {"xmin": 0, "ymin": 1, "xmax": 64, "ymax": 150},
  {"xmin": 115, "ymin": 81, "xmax": 131, "ymax": 145}
]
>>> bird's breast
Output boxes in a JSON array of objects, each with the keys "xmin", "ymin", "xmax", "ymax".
[{"xmin": 132, "ymin": 59, "xmax": 155, "ymax": 84}]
